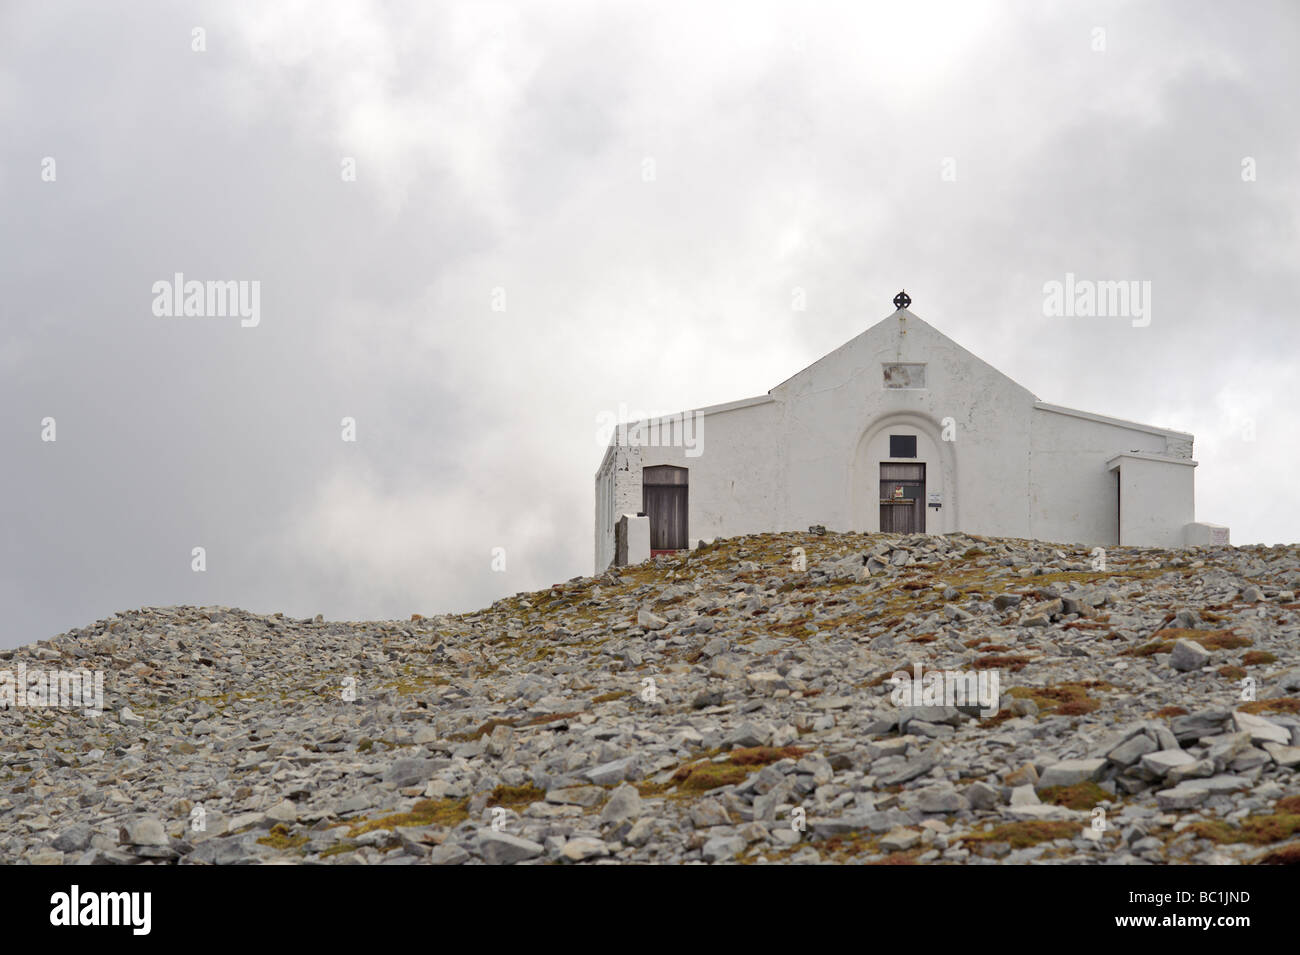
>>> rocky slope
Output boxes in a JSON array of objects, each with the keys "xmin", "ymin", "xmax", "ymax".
[{"xmin": 4, "ymin": 530, "xmax": 1300, "ymax": 865}]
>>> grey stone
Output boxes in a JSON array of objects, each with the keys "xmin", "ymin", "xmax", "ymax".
[
  {"xmin": 478, "ymin": 831, "xmax": 544, "ymax": 865},
  {"xmin": 1140, "ymin": 749, "xmax": 1196, "ymax": 777},
  {"xmin": 559, "ymin": 837, "xmax": 609, "ymax": 862},
  {"xmin": 724, "ymin": 721, "xmax": 769, "ymax": 748},
  {"xmin": 1169, "ymin": 638, "xmax": 1211, "ymax": 672},
  {"xmin": 1171, "ymin": 709, "xmax": 1231, "ymax": 743},
  {"xmin": 51, "ymin": 824, "xmax": 94, "ymax": 853},
  {"xmin": 880, "ymin": 827, "xmax": 921, "ymax": 852},
  {"xmin": 545, "ymin": 785, "xmax": 605, "ymax": 808},
  {"xmin": 1233, "ymin": 711, "xmax": 1290, "ymax": 746},
  {"xmin": 964, "ymin": 781, "xmax": 1000, "ymax": 811},
  {"xmin": 600, "ymin": 783, "xmax": 641, "ymax": 825},
  {"xmin": 1262, "ymin": 743, "xmax": 1300, "ymax": 768},
  {"xmin": 916, "ymin": 786, "xmax": 970, "ymax": 813},
  {"xmin": 584, "ymin": 756, "xmax": 638, "ymax": 786},
  {"xmin": 637, "ymin": 607, "xmax": 667, "ymax": 631},
  {"xmin": 428, "ymin": 844, "xmax": 471, "ymax": 865},
  {"xmin": 879, "ymin": 755, "xmax": 936, "ymax": 786},
  {"xmin": 1009, "ymin": 785, "xmax": 1041, "ymax": 806},
  {"xmin": 119, "ymin": 817, "xmax": 168, "ymax": 847},
  {"xmin": 702, "ymin": 835, "xmax": 745, "ymax": 862},
  {"xmin": 1107, "ymin": 733, "xmax": 1158, "ymax": 768},
  {"xmin": 1036, "ymin": 758, "xmax": 1106, "ymax": 789},
  {"xmin": 383, "ymin": 758, "xmax": 437, "ymax": 788},
  {"xmin": 746, "ymin": 671, "xmax": 788, "ymax": 695}
]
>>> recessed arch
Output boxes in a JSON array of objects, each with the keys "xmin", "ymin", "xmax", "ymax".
[{"xmin": 851, "ymin": 412, "xmax": 957, "ymax": 533}]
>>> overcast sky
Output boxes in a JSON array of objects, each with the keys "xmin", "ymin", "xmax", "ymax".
[{"xmin": 2, "ymin": 0, "xmax": 1298, "ymax": 649}]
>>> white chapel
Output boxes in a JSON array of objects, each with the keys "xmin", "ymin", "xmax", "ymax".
[{"xmin": 594, "ymin": 294, "xmax": 1227, "ymax": 570}]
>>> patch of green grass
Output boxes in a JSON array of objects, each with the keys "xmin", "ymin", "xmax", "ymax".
[
  {"xmin": 320, "ymin": 842, "xmax": 360, "ymax": 858},
  {"xmin": 257, "ymin": 823, "xmax": 309, "ymax": 851}
]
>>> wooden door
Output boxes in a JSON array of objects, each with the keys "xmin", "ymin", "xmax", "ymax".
[
  {"xmin": 643, "ymin": 466, "xmax": 688, "ymax": 550},
  {"xmin": 880, "ymin": 463, "xmax": 925, "ymax": 534}
]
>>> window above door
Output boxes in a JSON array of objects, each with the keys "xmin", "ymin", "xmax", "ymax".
[{"xmin": 889, "ymin": 434, "xmax": 918, "ymax": 458}]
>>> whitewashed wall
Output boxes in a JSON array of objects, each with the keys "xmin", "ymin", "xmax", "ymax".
[
  {"xmin": 1029, "ymin": 405, "xmax": 1191, "ymax": 545},
  {"xmin": 595, "ymin": 309, "xmax": 1203, "ymax": 568},
  {"xmin": 1110, "ymin": 453, "xmax": 1197, "ymax": 547}
]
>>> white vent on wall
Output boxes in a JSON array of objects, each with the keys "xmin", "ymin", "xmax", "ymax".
[{"xmin": 883, "ymin": 363, "xmax": 926, "ymax": 389}]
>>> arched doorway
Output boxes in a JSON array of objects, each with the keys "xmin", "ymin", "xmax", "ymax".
[{"xmin": 851, "ymin": 413, "xmax": 957, "ymax": 534}]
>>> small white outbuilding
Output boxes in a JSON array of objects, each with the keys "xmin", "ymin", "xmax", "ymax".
[{"xmin": 594, "ymin": 296, "xmax": 1227, "ymax": 570}]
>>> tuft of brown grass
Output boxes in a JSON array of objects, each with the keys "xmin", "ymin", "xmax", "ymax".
[
  {"xmin": 671, "ymin": 761, "xmax": 748, "ymax": 792},
  {"xmin": 1240, "ymin": 698, "xmax": 1300, "ymax": 716},
  {"xmin": 1125, "ymin": 640, "xmax": 1172, "ymax": 657},
  {"xmin": 663, "ymin": 746, "xmax": 807, "ymax": 793},
  {"xmin": 1257, "ymin": 843, "xmax": 1300, "ymax": 865},
  {"xmin": 488, "ymin": 784, "xmax": 545, "ymax": 808},
  {"xmin": 346, "ymin": 798, "xmax": 469, "ymax": 836},
  {"xmin": 962, "ymin": 821, "xmax": 1079, "ymax": 850},
  {"xmin": 974, "ymin": 654, "xmax": 1032, "ymax": 672},
  {"xmin": 1038, "ymin": 782, "xmax": 1110, "ymax": 811},
  {"xmin": 257, "ymin": 823, "xmax": 309, "ymax": 851},
  {"xmin": 728, "ymin": 745, "xmax": 807, "ymax": 766},
  {"xmin": 1186, "ymin": 630, "xmax": 1253, "ymax": 651},
  {"xmin": 1189, "ymin": 812, "xmax": 1300, "ymax": 846},
  {"xmin": 1123, "ymin": 629, "xmax": 1252, "ymax": 657},
  {"xmin": 1006, "ymin": 681, "xmax": 1107, "ymax": 717}
]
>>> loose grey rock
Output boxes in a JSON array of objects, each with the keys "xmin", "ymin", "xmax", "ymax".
[
  {"xmin": 1170, "ymin": 639, "xmax": 1212, "ymax": 672},
  {"xmin": 119, "ymin": 817, "xmax": 167, "ymax": 848},
  {"xmin": 702, "ymin": 835, "xmax": 745, "ymax": 863},
  {"xmin": 1036, "ymin": 759, "xmax": 1106, "ymax": 789},
  {"xmin": 600, "ymin": 783, "xmax": 642, "ymax": 825},
  {"xmin": 478, "ymin": 831, "xmax": 544, "ymax": 865},
  {"xmin": 559, "ymin": 837, "xmax": 609, "ymax": 862},
  {"xmin": 4, "ymin": 530, "xmax": 1297, "ymax": 867}
]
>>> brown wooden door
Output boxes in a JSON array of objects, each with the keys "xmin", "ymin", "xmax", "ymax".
[
  {"xmin": 643, "ymin": 466, "xmax": 688, "ymax": 550},
  {"xmin": 880, "ymin": 463, "xmax": 925, "ymax": 534}
]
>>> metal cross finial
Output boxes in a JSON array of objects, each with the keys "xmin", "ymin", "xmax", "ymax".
[{"xmin": 893, "ymin": 290, "xmax": 911, "ymax": 310}]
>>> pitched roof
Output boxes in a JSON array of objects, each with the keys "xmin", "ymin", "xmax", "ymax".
[{"xmin": 768, "ymin": 307, "xmax": 1037, "ymax": 401}]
